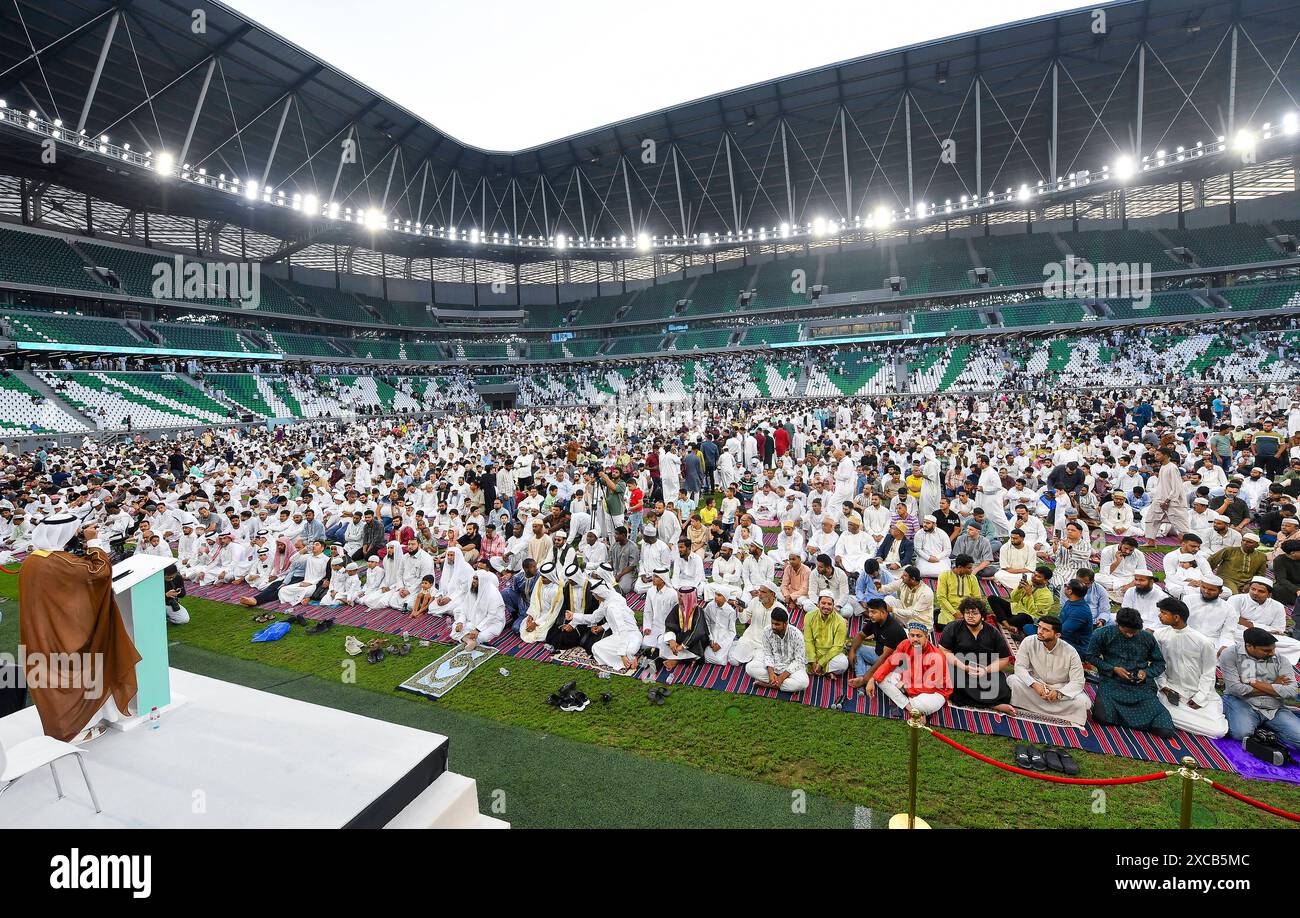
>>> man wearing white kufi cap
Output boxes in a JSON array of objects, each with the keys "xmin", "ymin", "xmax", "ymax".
[
  {"xmin": 1183, "ymin": 572, "xmax": 1235, "ymax": 649},
  {"xmin": 729, "ymin": 581, "xmax": 782, "ymax": 665},
  {"xmin": 1221, "ymin": 577, "xmax": 1300, "ymax": 666},
  {"xmin": 1119, "ymin": 568, "xmax": 1166, "ymax": 631},
  {"xmin": 709, "ymin": 542, "xmax": 743, "ymax": 594},
  {"xmin": 701, "ymin": 583, "xmax": 739, "ymax": 665},
  {"xmin": 913, "ymin": 515, "xmax": 951, "ymax": 579}
]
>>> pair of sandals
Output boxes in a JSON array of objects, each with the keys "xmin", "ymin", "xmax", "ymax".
[
  {"xmin": 1014, "ymin": 744, "xmax": 1079, "ymax": 775},
  {"xmin": 647, "ymin": 685, "xmax": 671, "ymax": 706}
]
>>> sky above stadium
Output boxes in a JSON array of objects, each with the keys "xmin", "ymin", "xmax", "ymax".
[{"xmin": 226, "ymin": 0, "xmax": 1090, "ymax": 151}]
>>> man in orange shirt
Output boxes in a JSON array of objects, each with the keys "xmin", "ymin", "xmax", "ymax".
[{"xmin": 866, "ymin": 621, "xmax": 952, "ymax": 718}]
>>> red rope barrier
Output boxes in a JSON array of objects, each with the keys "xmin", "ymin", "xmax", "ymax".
[
  {"xmin": 928, "ymin": 728, "xmax": 1172, "ymax": 785},
  {"xmin": 1207, "ymin": 780, "xmax": 1300, "ymax": 823},
  {"xmin": 0, "ymin": 566, "xmax": 18, "ymax": 576}
]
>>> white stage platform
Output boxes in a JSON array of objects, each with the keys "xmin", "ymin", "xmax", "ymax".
[{"xmin": 0, "ymin": 669, "xmax": 457, "ymax": 828}]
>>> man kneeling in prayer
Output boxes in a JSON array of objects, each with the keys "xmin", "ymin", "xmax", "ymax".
[{"xmin": 864, "ymin": 621, "xmax": 952, "ymax": 719}]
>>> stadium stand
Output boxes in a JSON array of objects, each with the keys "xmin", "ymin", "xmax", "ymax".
[
  {"xmin": 0, "ymin": 372, "xmax": 87, "ymax": 433},
  {"xmin": 999, "ymin": 300, "xmax": 1087, "ymax": 327},
  {"xmin": 151, "ymin": 322, "xmax": 260, "ymax": 354},
  {"xmin": 0, "ymin": 227, "xmax": 108, "ymax": 294},
  {"xmin": 890, "ymin": 235, "xmax": 978, "ymax": 294},
  {"xmin": 820, "ymin": 245, "xmax": 890, "ymax": 293},
  {"xmin": 749, "ymin": 256, "xmax": 814, "ymax": 310},
  {"xmin": 1160, "ymin": 223, "xmax": 1284, "ymax": 267},
  {"xmin": 971, "ymin": 232, "xmax": 1065, "ymax": 287},
  {"xmin": 5, "ymin": 312, "xmax": 147, "ymax": 350},
  {"xmin": 912, "ymin": 308, "xmax": 984, "ymax": 333}
]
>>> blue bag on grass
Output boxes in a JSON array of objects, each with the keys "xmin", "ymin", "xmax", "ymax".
[{"xmin": 252, "ymin": 622, "xmax": 291, "ymax": 643}]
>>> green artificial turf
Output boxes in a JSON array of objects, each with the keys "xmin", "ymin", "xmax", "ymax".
[{"xmin": 2, "ymin": 569, "xmax": 1297, "ymax": 829}]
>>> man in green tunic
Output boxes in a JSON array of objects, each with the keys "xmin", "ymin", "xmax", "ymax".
[{"xmin": 1086, "ymin": 607, "xmax": 1175, "ymax": 737}]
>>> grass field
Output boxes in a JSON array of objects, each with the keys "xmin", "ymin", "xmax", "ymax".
[{"xmin": 3, "ymin": 570, "xmax": 1298, "ymax": 829}]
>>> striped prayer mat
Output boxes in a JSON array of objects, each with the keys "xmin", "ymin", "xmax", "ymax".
[{"xmin": 186, "ymin": 574, "xmax": 1231, "ymax": 771}]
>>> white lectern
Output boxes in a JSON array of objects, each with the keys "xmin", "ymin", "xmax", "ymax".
[{"xmin": 108, "ymin": 554, "xmax": 186, "ymax": 730}]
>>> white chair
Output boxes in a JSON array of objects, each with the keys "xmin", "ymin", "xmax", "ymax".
[{"xmin": 0, "ymin": 733, "xmax": 102, "ymax": 813}]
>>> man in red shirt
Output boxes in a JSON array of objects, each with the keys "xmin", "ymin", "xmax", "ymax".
[{"xmin": 866, "ymin": 621, "xmax": 952, "ymax": 718}]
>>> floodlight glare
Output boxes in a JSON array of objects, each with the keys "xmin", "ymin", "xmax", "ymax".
[
  {"xmin": 1113, "ymin": 156, "xmax": 1136, "ymax": 181},
  {"xmin": 303, "ymin": 194, "xmax": 318, "ymax": 216}
]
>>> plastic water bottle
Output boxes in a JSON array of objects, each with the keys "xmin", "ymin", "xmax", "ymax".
[
  {"xmin": 149, "ymin": 706, "xmax": 160, "ymax": 730},
  {"xmin": 597, "ymin": 671, "xmax": 612, "ymax": 679},
  {"xmin": 498, "ymin": 668, "xmax": 510, "ymax": 677}
]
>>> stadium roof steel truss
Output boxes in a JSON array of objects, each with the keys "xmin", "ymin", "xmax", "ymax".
[{"xmin": 0, "ymin": 0, "xmax": 1297, "ymax": 265}]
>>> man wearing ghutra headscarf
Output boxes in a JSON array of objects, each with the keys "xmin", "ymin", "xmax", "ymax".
[
  {"xmin": 19, "ymin": 513, "xmax": 141, "ymax": 743},
  {"xmin": 518, "ymin": 560, "xmax": 564, "ymax": 644}
]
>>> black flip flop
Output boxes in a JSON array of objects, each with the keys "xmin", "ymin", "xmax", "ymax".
[
  {"xmin": 1058, "ymin": 749, "xmax": 1080, "ymax": 776},
  {"xmin": 283, "ymin": 613, "xmax": 307, "ymax": 626},
  {"xmin": 1043, "ymin": 748, "xmax": 1064, "ymax": 772},
  {"xmin": 1014, "ymin": 744, "xmax": 1032, "ymax": 768},
  {"xmin": 1028, "ymin": 747, "xmax": 1048, "ymax": 771}
]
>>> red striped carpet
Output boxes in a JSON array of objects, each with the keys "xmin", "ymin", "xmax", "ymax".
[{"xmin": 187, "ymin": 573, "xmax": 1231, "ymax": 771}]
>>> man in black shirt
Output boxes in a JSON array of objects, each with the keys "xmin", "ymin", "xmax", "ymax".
[
  {"xmin": 847, "ymin": 598, "xmax": 906, "ymax": 690},
  {"xmin": 938, "ymin": 597, "xmax": 1014, "ymax": 711}
]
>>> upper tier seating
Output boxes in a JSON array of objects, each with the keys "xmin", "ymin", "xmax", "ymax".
[
  {"xmin": 891, "ymin": 236, "xmax": 978, "ymax": 294},
  {"xmin": 0, "ymin": 228, "xmax": 107, "ymax": 294}
]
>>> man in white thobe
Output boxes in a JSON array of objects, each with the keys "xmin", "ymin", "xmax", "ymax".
[{"xmin": 1154, "ymin": 597, "xmax": 1229, "ymax": 737}]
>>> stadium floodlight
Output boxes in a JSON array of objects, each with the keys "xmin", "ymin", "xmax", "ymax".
[
  {"xmin": 1112, "ymin": 156, "xmax": 1136, "ymax": 182},
  {"xmin": 637, "ymin": 233, "xmax": 651, "ymax": 251},
  {"xmin": 811, "ymin": 216, "xmax": 826, "ymax": 237},
  {"xmin": 1284, "ymin": 113, "xmax": 1298, "ymax": 136},
  {"xmin": 874, "ymin": 208, "xmax": 891, "ymax": 227},
  {"xmin": 778, "ymin": 223, "xmax": 790, "ymax": 239},
  {"xmin": 469, "ymin": 228, "xmax": 480, "ymax": 244},
  {"xmin": 155, "ymin": 151, "xmax": 174, "ymax": 176},
  {"xmin": 555, "ymin": 233, "xmax": 567, "ymax": 251},
  {"xmin": 244, "ymin": 179, "xmax": 258, "ymax": 201},
  {"xmin": 365, "ymin": 209, "xmax": 386, "ymax": 231},
  {"xmin": 303, "ymin": 193, "xmax": 318, "ymax": 216},
  {"xmin": 1233, "ymin": 129, "xmax": 1256, "ymax": 156},
  {"xmin": 1017, "ymin": 185, "xmax": 1031, "ymax": 202}
]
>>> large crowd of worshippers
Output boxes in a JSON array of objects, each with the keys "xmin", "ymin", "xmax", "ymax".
[{"xmin": 4, "ymin": 382, "xmax": 1300, "ymax": 745}]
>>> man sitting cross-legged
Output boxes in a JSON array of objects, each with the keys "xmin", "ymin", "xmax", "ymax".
[
  {"xmin": 802, "ymin": 591, "xmax": 849, "ymax": 679},
  {"xmin": 864, "ymin": 621, "xmax": 951, "ymax": 719},
  {"xmin": 744, "ymin": 606, "xmax": 810, "ymax": 694},
  {"xmin": 938, "ymin": 597, "xmax": 1014, "ymax": 712},
  {"xmin": 1007, "ymin": 616, "xmax": 1091, "ymax": 726}
]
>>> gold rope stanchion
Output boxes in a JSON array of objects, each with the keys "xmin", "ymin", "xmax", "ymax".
[
  {"xmin": 1177, "ymin": 755, "xmax": 1201, "ymax": 830},
  {"xmin": 889, "ymin": 709, "xmax": 932, "ymax": 829}
]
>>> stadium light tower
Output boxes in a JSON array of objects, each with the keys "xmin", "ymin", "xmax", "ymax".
[
  {"xmin": 155, "ymin": 151, "xmax": 174, "ymax": 176},
  {"xmin": 1113, "ymin": 156, "xmax": 1136, "ymax": 182}
]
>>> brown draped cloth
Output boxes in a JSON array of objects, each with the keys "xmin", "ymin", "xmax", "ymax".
[{"xmin": 19, "ymin": 548, "xmax": 141, "ymax": 742}]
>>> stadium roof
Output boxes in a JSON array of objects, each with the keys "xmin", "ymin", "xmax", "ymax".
[{"xmin": 0, "ymin": 0, "xmax": 1297, "ymax": 261}]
